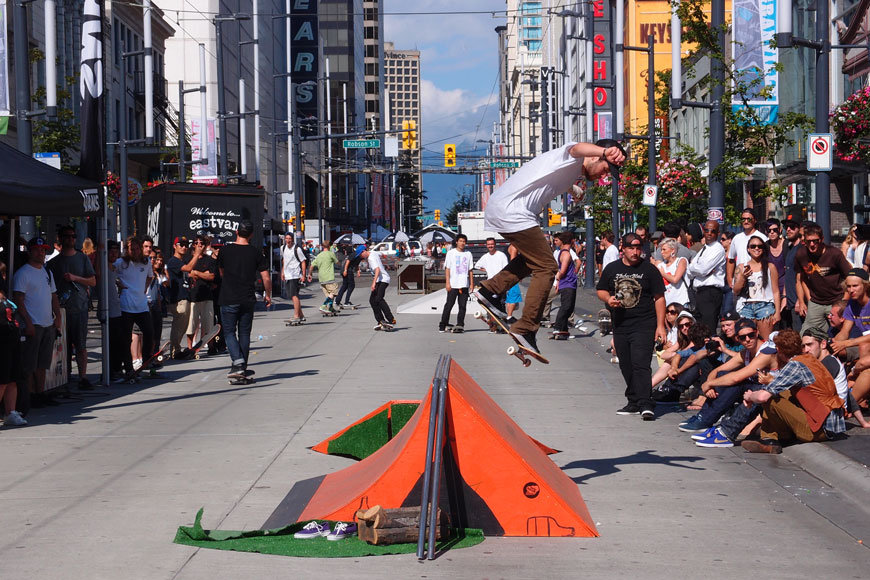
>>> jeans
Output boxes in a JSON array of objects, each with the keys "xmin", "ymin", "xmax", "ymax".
[
  {"xmin": 719, "ymin": 382, "xmax": 764, "ymax": 441},
  {"xmin": 220, "ymin": 302, "xmax": 255, "ymax": 368},
  {"xmin": 613, "ymin": 326, "xmax": 656, "ymax": 410},
  {"xmin": 369, "ymin": 282, "xmax": 393, "ymax": 323},
  {"xmin": 336, "ymin": 274, "xmax": 356, "ymax": 304},
  {"xmin": 439, "ymin": 288, "xmax": 469, "ymax": 329},
  {"xmin": 554, "ymin": 287, "xmax": 577, "ymax": 332}
]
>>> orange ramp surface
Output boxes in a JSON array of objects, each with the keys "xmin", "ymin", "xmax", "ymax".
[{"xmin": 262, "ymin": 360, "xmax": 597, "ymax": 537}]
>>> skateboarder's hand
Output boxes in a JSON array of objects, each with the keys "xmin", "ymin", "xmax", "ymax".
[{"xmin": 603, "ymin": 146, "xmax": 625, "ymax": 166}]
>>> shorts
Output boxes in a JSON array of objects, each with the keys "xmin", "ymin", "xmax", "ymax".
[
  {"xmin": 505, "ymin": 284, "xmax": 522, "ymax": 305},
  {"xmin": 66, "ymin": 310, "xmax": 88, "ymax": 352},
  {"xmin": 321, "ymin": 282, "xmax": 339, "ymax": 298},
  {"xmin": 284, "ymin": 279, "xmax": 301, "ymax": 298},
  {"xmin": 0, "ymin": 330, "xmax": 21, "ymax": 383},
  {"xmin": 21, "ymin": 324, "xmax": 57, "ymax": 373},
  {"xmin": 739, "ymin": 301, "xmax": 776, "ymax": 320},
  {"xmin": 187, "ymin": 300, "xmax": 215, "ymax": 336}
]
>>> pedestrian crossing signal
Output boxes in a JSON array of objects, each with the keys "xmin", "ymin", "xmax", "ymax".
[{"xmin": 444, "ymin": 144, "xmax": 456, "ymax": 167}]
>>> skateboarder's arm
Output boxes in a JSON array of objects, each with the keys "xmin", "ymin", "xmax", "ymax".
[{"xmin": 568, "ymin": 142, "xmax": 622, "ymax": 165}]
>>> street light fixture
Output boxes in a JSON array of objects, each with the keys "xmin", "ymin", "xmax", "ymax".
[{"xmin": 214, "ymin": 13, "xmax": 251, "ymax": 182}]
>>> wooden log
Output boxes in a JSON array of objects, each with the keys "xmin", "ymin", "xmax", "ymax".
[{"xmin": 355, "ymin": 505, "xmax": 449, "ymax": 545}]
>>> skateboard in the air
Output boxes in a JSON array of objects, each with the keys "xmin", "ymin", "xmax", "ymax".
[
  {"xmin": 473, "ymin": 303, "xmax": 549, "ymax": 367},
  {"xmin": 598, "ymin": 308, "xmax": 612, "ymax": 336},
  {"xmin": 186, "ymin": 324, "xmax": 222, "ymax": 360},
  {"xmin": 228, "ymin": 369, "xmax": 255, "ymax": 385}
]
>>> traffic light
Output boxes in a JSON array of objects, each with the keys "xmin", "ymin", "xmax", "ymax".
[
  {"xmin": 408, "ymin": 120, "xmax": 417, "ymax": 149},
  {"xmin": 300, "ymin": 205, "xmax": 306, "ymax": 219},
  {"xmin": 444, "ymin": 144, "xmax": 456, "ymax": 167},
  {"xmin": 290, "ymin": 216, "xmax": 296, "ymax": 227},
  {"xmin": 548, "ymin": 209, "xmax": 561, "ymax": 226},
  {"xmin": 402, "ymin": 120, "xmax": 410, "ymax": 149},
  {"xmin": 434, "ymin": 209, "xmax": 441, "ymax": 220}
]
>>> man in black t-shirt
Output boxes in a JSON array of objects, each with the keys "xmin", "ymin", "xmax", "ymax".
[
  {"xmin": 597, "ymin": 232, "xmax": 666, "ymax": 420},
  {"xmin": 216, "ymin": 221, "xmax": 271, "ymax": 379},
  {"xmin": 166, "ymin": 236, "xmax": 191, "ymax": 357}
]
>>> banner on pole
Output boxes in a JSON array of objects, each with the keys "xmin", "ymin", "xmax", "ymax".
[
  {"xmin": 191, "ymin": 118, "xmax": 218, "ymax": 184},
  {"xmin": 0, "ymin": 0, "xmax": 9, "ymax": 116},
  {"xmin": 731, "ymin": 0, "xmax": 778, "ymax": 124},
  {"xmin": 78, "ymin": 0, "xmax": 105, "ymax": 181}
]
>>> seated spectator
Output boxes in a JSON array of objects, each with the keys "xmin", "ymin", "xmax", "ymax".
[
  {"xmin": 651, "ymin": 310, "xmax": 694, "ymax": 387},
  {"xmin": 741, "ymin": 329, "xmax": 846, "ymax": 453},
  {"xmin": 686, "ymin": 319, "xmax": 779, "ymax": 444},
  {"xmin": 831, "ymin": 269, "xmax": 870, "ymax": 369},
  {"xmin": 800, "ymin": 328, "xmax": 867, "ymax": 428}
]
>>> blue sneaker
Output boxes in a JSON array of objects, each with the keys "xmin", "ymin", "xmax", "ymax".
[
  {"xmin": 293, "ymin": 521, "xmax": 331, "ymax": 539},
  {"xmin": 691, "ymin": 426, "xmax": 717, "ymax": 441},
  {"xmin": 677, "ymin": 415, "xmax": 710, "ymax": 433},
  {"xmin": 694, "ymin": 427, "xmax": 734, "ymax": 448}
]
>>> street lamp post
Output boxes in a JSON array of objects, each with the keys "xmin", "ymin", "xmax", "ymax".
[{"xmin": 214, "ymin": 13, "xmax": 251, "ymax": 183}]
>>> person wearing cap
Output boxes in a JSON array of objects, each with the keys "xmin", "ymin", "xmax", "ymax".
[
  {"xmin": 475, "ymin": 139, "xmax": 626, "ymax": 354},
  {"xmin": 794, "ymin": 221, "xmax": 851, "ymax": 335},
  {"xmin": 781, "ymin": 217, "xmax": 803, "ymax": 330},
  {"xmin": 280, "ymin": 233, "xmax": 308, "ymax": 323},
  {"xmin": 686, "ymin": 220, "xmax": 727, "ymax": 330},
  {"xmin": 740, "ymin": 329, "xmax": 845, "ymax": 453},
  {"xmin": 831, "ymin": 268, "xmax": 870, "ymax": 368},
  {"xmin": 13, "ymin": 237, "xmax": 63, "ymax": 408},
  {"xmin": 46, "ymin": 225, "xmax": 96, "ymax": 391},
  {"xmin": 217, "ymin": 220, "xmax": 272, "ymax": 379},
  {"xmin": 687, "ymin": 318, "xmax": 780, "ymax": 445},
  {"xmin": 185, "ymin": 235, "xmax": 218, "ymax": 356},
  {"xmin": 335, "ymin": 244, "xmax": 365, "ymax": 310},
  {"xmin": 166, "ymin": 236, "xmax": 192, "ymax": 358},
  {"xmin": 597, "ymin": 231, "xmax": 666, "ymax": 420},
  {"xmin": 686, "ymin": 222, "xmax": 704, "ymax": 253}
]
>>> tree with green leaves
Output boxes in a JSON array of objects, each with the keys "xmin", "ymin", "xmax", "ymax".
[
  {"xmin": 444, "ymin": 186, "xmax": 476, "ymax": 228},
  {"xmin": 30, "ymin": 48, "xmax": 81, "ymax": 172}
]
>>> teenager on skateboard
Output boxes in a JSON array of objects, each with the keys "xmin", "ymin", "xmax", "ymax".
[
  {"xmin": 474, "ymin": 139, "xmax": 625, "ymax": 354},
  {"xmin": 216, "ymin": 220, "xmax": 272, "ymax": 380},
  {"xmin": 358, "ymin": 245, "xmax": 395, "ymax": 330}
]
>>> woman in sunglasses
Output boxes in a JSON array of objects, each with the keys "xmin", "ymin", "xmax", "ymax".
[
  {"xmin": 733, "ymin": 234, "xmax": 780, "ymax": 340},
  {"xmin": 651, "ymin": 309, "xmax": 694, "ymax": 388}
]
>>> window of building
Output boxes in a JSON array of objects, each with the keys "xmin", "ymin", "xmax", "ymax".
[{"xmin": 522, "ymin": 2, "xmax": 542, "ymax": 14}]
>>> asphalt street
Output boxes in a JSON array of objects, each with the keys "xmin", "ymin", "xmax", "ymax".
[{"xmin": 1, "ymin": 278, "xmax": 868, "ymax": 579}]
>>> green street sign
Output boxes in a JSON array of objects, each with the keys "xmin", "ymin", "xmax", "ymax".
[
  {"xmin": 343, "ymin": 139, "xmax": 381, "ymax": 149},
  {"xmin": 489, "ymin": 161, "xmax": 520, "ymax": 168}
]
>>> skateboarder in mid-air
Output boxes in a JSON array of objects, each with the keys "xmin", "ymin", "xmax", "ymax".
[{"xmin": 474, "ymin": 139, "xmax": 626, "ymax": 354}]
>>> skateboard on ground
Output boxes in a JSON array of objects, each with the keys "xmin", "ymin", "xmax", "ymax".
[
  {"xmin": 474, "ymin": 304, "xmax": 549, "ymax": 367},
  {"xmin": 548, "ymin": 330, "xmax": 571, "ymax": 340},
  {"xmin": 338, "ymin": 303, "xmax": 358, "ymax": 310},
  {"xmin": 228, "ymin": 369, "xmax": 255, "ymax": 385},
  {"xmin": 374, "ymin": 322, "xmax": 394, "ymax": 332},
  {"xmin": 127, "ymin": 340, "xmax": 171, "ymax": 383},
  {"xmin": 320, "ymin": 306, "xmax": 339, "ymax": 317},
  {"xmin": 598, "ymin": 308, "xmax": 612, "ymax": 336},
  {"xmin": 284, "ymin": 318, "xmax": 304, "ymax": 326},
  {"xmin": 187, "ymin": 324, "xmax": 222, "ymax": 360},
  {"xmin": 447, "ymin": 325, "xmax": 464, "ymax": 334}
]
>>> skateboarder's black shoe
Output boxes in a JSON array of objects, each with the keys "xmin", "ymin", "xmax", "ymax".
[
  {"xmin": 474, "ymin": 288, "xmax": 508, "ymax": 319},
  {"xmin": 514, "ymin": 331, "xmax": 540, "ymax": 354},
  {"xmin": 227, "ymin": 364, "xmax": 246, "ymax": 379}
]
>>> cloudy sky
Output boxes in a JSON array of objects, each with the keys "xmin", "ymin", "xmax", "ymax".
[{"xmin": 383, "ymin": 0, "xmax": 506, "ymax": 215}]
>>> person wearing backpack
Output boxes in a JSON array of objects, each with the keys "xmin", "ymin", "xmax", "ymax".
[{"xmin": 281, "ymin": 233, "xmax": 308, "ymax": 323}]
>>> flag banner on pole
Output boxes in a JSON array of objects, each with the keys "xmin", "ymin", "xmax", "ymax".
[
  {"xmin": 732, "ymin": 0, "xmax": 778, "ymax": 124},
  {"xmin": 0, "ymin": 0, "xmax": 10, "ymax": 116},
  {"xmin": 78, "ymin": 0, "xmax": 104, "ymax": 181}
]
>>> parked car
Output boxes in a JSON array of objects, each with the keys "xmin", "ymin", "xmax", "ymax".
[{"xmin": 369, "ymin": 240, "xmax": 424, "ymax": 258}]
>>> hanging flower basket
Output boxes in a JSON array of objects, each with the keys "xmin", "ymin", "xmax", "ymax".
[
  {"xmin": 656, "ymin": 159, "xmax": 706, "ymax": 200},
  {"xmin": 830, "ymin": 87, "xmax": 870, "ymax": 164}
]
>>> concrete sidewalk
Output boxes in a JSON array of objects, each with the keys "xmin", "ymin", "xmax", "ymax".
[{"xmin": 0, "ymin": 280, "xmax": 867, "ymax": 579}]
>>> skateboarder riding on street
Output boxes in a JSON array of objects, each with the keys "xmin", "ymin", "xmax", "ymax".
[{"xmin": 474, "ymin": 139, "xmax": 626, "ymax": 353}]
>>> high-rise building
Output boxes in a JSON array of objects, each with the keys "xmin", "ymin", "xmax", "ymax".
[{"xmin": 383, "ymin": 41, "xmax": 422, "ymax": 227}]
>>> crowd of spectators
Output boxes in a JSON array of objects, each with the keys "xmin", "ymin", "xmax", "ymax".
[{"xmin": 596, "ymin": 208, "xmax": 870, "ymax": 453}]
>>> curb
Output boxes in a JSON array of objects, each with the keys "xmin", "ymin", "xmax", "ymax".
[{"xmin": 783, "ymin": 442, "xmax": 870, "ymax": 512}]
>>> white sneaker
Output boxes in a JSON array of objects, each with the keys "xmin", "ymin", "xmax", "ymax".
[
  {"xmin": 4, "ymin": 410, "xmax": 27, "ymax": 426},
  {"xmin": 133, "ymin": 359, "xmax": 143, "ymax": 371}
]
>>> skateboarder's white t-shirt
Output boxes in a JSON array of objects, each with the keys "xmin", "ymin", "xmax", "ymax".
[
  {"xmin": 484, "ymin": 142, "xmax": 581, "ymax": 234},
  {"xmin": 367, "ymin": 252, "xmax": 391, "ymax": 284},
  {"xmin": 444, "ymin": 248, "xmax": 474, "ymax": 288}
]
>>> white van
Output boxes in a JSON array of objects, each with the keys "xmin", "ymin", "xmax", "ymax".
[{"xmin": 369, "ymin": 240, "xmax": 424, "ymax": 258}]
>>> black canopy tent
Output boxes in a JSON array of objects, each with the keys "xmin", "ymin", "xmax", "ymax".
[
  {"xmin": 0, "ymin": 140, "xmax": 108, "ymax": 386},
  {"xmin": 0, "ymin": 141, "xmax": 102, "ymax": 217}
]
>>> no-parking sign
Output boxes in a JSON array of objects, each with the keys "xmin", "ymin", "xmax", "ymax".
[
  {"xmin": 807, "ymin": 133, "xmax": 833, "ymax": 172},
  {"xmin": 642, "ymin": 184, "xmax": 658, "ymax": 207}
]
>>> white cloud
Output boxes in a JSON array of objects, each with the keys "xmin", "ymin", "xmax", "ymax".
[{"xmin": 419, "ymin": 79, "xmax": 498, "ymax": 147}]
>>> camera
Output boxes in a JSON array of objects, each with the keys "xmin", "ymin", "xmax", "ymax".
[
  {"xmin": 654, "ymin": 338, "xmax": 665, "ymax": 351},
  {"xmin": 615, "ymin": 290, "xmax": 626, "ymax": 302},
  {"xmin": 704, "ymin": 339, "xmax": 720, "ymax": 356}
]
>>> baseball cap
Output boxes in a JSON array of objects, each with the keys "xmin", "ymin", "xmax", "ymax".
[
  {"xmin": 802, "ymin": 327, "xmax": 828, "ymax": 342},
  {"xmin": 354, "ymin": 244, "xmax": 367, "ymax": 258},
  {"xmin": 27, "ymin": 237, "xmax": 51, "ymax": 250},
  {"xmin": 735, "ymin": 319, "xmax": 758, "ymax": 334},
  {"xmin": 846, "ymin": 267, "xmax": 870, "ymax": 281},
  {"xmin": 174, "ymin": 236, "xmax": 189, "ymax": 246},
  {"xmin": 676, "ymin": 311, "xmax": 695, "ymax": 323},
  {"xmin": 720, "ymin": 311, "xmax": 740, "ymax": 322}
]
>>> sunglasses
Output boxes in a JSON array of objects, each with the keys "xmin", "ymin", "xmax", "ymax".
[
  {"xmin": 738, "ymin": 332, "xmax": 757, "ymax": 340},
  {"xmin": 704, "ymin": 228, "xmax": 719, "ymax": 233},
  {"xmin": 767, "ymin": 228, "xmax": 780, "ymax": 233},
  {"xmin": 748, "ymin": 244, "xmax": 765, "ymax": 249},
  {"xmin": 678, "ymin": 322, "xmax": 692, "ymax": 328},
  {"xmin": 625, "ymin": 243, "xmax": 643, "ymax": 248},
  {"xmin": 666, "ymin": 309, "xmax": 678, "ymax": 315},
  {"xmin": 741, "ymin": 217, "xmax": 755, "ymax": 222},
  {"xmin": 805, "ymin": 238, "xmax": 821, "ymax": 245}
]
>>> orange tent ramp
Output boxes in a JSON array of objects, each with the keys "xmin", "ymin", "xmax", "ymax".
[{"xmin": 262, "ymin": 360, "xmax": 597, "ymax": 537}]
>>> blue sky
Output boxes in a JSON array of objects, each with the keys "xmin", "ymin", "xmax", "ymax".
[{"xmin": 383, "ymin": 1, "xmax": 505, "ymax": 218}]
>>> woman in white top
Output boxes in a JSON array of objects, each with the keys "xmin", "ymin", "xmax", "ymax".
[
  {"xmin": 114, "ymin": 236, "xmax": 155, "ymax": 377},
  {"xmin": 653, "ymin": 238, "xmax": 689, "ymax": 307},
  {"xmin": 733, "ymin": 233, "xmax": 780, "ymax": 340}
]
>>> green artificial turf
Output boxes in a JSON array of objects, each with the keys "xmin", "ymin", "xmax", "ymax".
[
  {"xmin": 325, "ymin": 403, "xmax": 421, "ymax": 460},
  {"xmin": 174, "ymin": 508, "xmax": 485, "ymax": 558}
]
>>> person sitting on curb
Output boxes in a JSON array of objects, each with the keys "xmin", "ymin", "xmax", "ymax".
[{"xmin": 740, "ymin": 329, "xmax": 846, "ymax": 454}]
